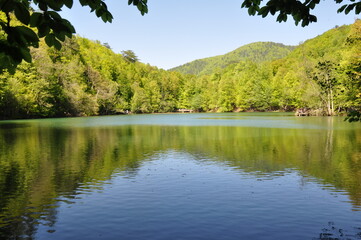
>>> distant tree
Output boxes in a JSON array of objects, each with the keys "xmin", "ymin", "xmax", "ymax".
[
  {"xmin": 103, "ymin": 42, "xmax": 111, "ymax": 49},
  {"xmin": 241, "ymin": 0, "xmax": 361, "ymax": 27},
  {"xmin": 121, "ymin": 50, "xmax": 139, "ymax": 63}
]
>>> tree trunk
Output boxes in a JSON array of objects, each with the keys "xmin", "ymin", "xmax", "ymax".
[{"xmin": 330, "ymin": 88, "xmax": 334, "ymax": 116}]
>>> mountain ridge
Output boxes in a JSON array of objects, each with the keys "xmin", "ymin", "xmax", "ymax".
[{"xmin": 170, "ymin": 41, "xmax": 296, "ymax": 75}]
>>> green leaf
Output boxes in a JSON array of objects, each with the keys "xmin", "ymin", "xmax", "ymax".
[
  {"xmin": 62, "ymin": 20, "xmax": 76, "ymax": 35},
  {"xmin": 8, "ymin": 47, "xmax": 23, "ymax": 64},
  {"xmin": 14, "ymin": 2, "xmax": 30, "ymax": 25},
  {"xmin": 47, "ymin": 0, "xmax": 63, "ymax": 11},
  {"xmin": 45, "ymin": 34, "xmax": 56, "ymax": 47},
  {"xmin": 19, "ymin": 47, "xmax": 32, "ymax": 63},
  {"xmin": 54, "ymin": 31, "xmax": 66, "ymax": 41},
  {"xmin": 107, "ymin": 12, "xmax": 113, "ymax": 22},
  {"xmin": 79, "ymin": 0, "xmax": 87, "ymax": 6},
  {"xmin": 276, "ymin": 14, "xmax": 282, "ymax": 22},
  {"xmin": 1, "ymin": 1, "xmax": 15, "ymax": 12},
  {"xmin": 308, "ymin": 2, "xmax": 315, "ymax": 9},
  {"xmin": 356, "ymin": 4, "xmax": 361, "ymax": 14},
  {"xmin": 7, "ymin": 27, "xmax": 27, "ymax": 46},
  {"xmin": 48, "ymin": 11, "xmax": 62, "ymax": 21},
  {"xmin": 301, "ymin": 19, "xmax": 309, "ymax": 27},
  {"xmin": 345, "ymin": 4, "xmax": 354, "ymax": 14},
  {"xmin": 16, "ymin": 26, "xmax": 39, "ymax": 47},
  {"xmin": 64, "ymin": 0, "xmax": 73, "ymax": 8},
  {"xmin": 337, "ymin": 5, "xmax": 347, "ymax": 13},
  {"xmin": 95, "ymin": 8, "xmax": 104, "ymax": 18},
  {"xmin": 137, "ymin": 2, "xmax": 143, "ymax": 12},
  {"xmin": 101, "ymin": 14, "xmax": 107, "ymax": 22},
  {"xmin": 38, "ymin": 2, "xmax": 48, "ymax": 11},
  {"xmin": 53, "ymin": 38, "xmax": 62, "ymax": 50},
  {"xmin": 259, "ymin": 7, "xmax": 269, "ymax": 17},
  {"xmin": 44, "ymin": 33, "xmax": 62, "ymax": 50},
  {"xmin": 38, "ymin": 24, "xmax": 50, "ymax": 38},
  {"xmin": 248, "ymin": 7, "xmax": 256, "ymax": 15},
  {"xmin": 30, "ymin": 12, "xmax": 43, "ymax": 27},
  {"xmin": 309, "ymin": 15, "xmax": 317, "ymax": 23}
]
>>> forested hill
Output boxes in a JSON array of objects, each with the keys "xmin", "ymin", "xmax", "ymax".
[
  {"xmin": 0, "ymin": 20, "xmax": 360, "ymax": 120},
  {"xmin": 169, "ymin": 42, "xmax": 295, "ymax": 75},
  {"xmin": 0, "ymin": 37, "xmax": 186, "ymax": 119},
  {"xmin": 183, "ymin": 21, "xmax": 360, "ymax": 114}
]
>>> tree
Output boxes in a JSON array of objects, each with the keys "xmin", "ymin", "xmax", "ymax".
[
  {"xmin": 0, "ymin": 0, "xmax": 148, "ymax": 72},
  {"xmin": 241, "ymin": 0, "xmax": 361, "ymax": 27},
  {"xmin": 121, "ymin": 50, "xmax": 139, "ymax": 63},
  {"xmin": 313, "ymin": 60, "xmax": 339, "ymax": 116},
  {"xmin": 342, "ymin": 19, "xmax": 361, "ymax": 122},
  {"xmin": 2, "ymin": 0, "xmax": 360, "ymax": 72}
]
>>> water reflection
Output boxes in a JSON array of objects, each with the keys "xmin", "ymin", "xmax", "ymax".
[{"xmin": 0, "ymin": 115, "xmax": 360, "ymax": 239}]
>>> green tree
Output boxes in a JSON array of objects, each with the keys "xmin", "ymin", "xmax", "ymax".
[
  {"xmin": 313, "ymin": 60, "xmax": 339, "ymax": 116},
  {"xmin": 3, "ymin": 0, "xmax": 360, "ymax": 73},
  {"xmin": 0, "ymin": 0, "xmax": 148, "ymax": 71},
  {"xmin": 342, "ymin": 19, "xmax": 361, "ymax": 121},
  {"xmin": 121, "ymin": 50, "xmax": 139, "ymax": 63},
  {"xmin": 241, "ymin": 0, "xmax": 361, "ymax": 27}
]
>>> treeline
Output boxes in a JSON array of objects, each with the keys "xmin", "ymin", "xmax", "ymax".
[
  {"xmin": 0, "ymin": 20, "xmax": 360, "ymax": 119},
  {"xmin": 177, "ymin": 20, "xmax": 360, "ymax": 115},
  {"xmin": 0, "ymin": 37, "xmax": 186, "ymax": 118},
  {"xmin": 170, "ymin": 42, "xmax": 295, "ymax": 76}
]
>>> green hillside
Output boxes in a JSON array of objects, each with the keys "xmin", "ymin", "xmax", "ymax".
[
  {"xmin": 170, "ymin": 42, "xmax": 295, "ymax": 75},
  {"xmin": 0, "ymin": 20, "xmax": 360, "ymax": 120},
  {"xmin": 0, "ymin": 36, "xmax": 186, "ymax": 119},
  {"xmin": 177, "ymin": 21, "xmax": 360, "ymax": 115}
]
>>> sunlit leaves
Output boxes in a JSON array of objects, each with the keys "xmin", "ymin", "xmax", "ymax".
[{"xmin": 0, "ymin": 0, "xmax": 149, "ymax": 72}]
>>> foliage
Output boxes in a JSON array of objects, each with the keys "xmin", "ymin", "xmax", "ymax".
[
  {"xmin": 313, "ymin": 60, "xmax": 339, "ymax": 116},
  {"xmin": 170, "ymin": 42, "xmax": 294, "ymax": 75},
  {"xmin": 0, "ymin": 0, "xmax": 147, "ymax": 72},
  {"xmin": 0, "ymin": 20, "xmax": 360, "ymax": 120},
  {"xmin": 241, "ymin": 0, "xmax": 361, "ymax": 27},
  {"xmin": 172, "ymin": 20, "xmax": 361, "ymax": 116},
  {"xmin": 121, "ymin": 50, "xmax": 139, "ymax": 63},
  {"xmin": 1, "ymin": 0, "xmax": 359, "ymax": 73}
]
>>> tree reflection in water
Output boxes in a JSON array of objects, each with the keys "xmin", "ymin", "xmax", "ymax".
[{"xmin": 0, "ymin": 116, "xmax": 360, "ymax": 239}]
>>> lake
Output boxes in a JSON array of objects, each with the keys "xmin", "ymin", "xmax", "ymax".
[{"xmin": 0, "ymin": 113, "xmax": 360, "ymax": 240}]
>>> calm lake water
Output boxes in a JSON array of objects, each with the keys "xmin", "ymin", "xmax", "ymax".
[{"xmin": 0, "ymin": 113, "xmax": 361, "ymax": 240}]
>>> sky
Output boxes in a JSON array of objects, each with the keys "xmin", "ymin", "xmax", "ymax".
[{"xmin": 61, "ymin": 1, "xmax": 358, "ymax": 70}]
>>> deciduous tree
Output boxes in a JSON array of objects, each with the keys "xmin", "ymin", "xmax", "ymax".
[
  {"xmin": 241, "ymin": 0, "xmax": 361, "ymax": 27},
  {"xmin": 0, "ymin": 0, "xmax": 147, "ymax": 71}
]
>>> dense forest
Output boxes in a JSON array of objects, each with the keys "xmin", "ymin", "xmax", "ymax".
[
  {"xmin": 170, "ymin": 42, "xmax": 295, "ymax": 76},
  {"xmin": 0, "ymin": 20, "xmax": 360, "ymax": 119}
]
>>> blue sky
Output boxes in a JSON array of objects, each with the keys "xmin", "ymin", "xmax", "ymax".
[{"xmin": 61, "ymin": 1, "xmax": 358, "ymax": 70}]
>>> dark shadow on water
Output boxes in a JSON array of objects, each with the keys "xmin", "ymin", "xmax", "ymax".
[
  {"xmin": 0, "ymin": 123, "xmax": 30, "ymax": 129},
  {"xmin": 313, "ymin": 222, "xmax": 361, "ymax": 240}
]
